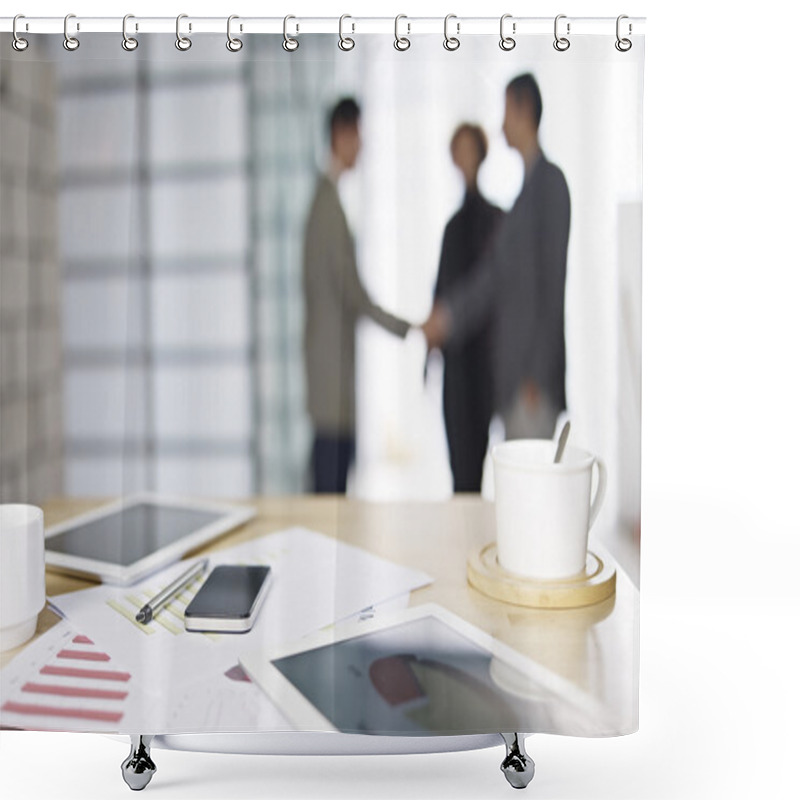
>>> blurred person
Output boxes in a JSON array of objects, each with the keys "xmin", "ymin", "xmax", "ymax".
[
  {"xmin": 303, "ymin": 98, "xmax": 411, "ymax": 493},
  {"xmin": 422, "ymin": 73, "xmax": 570, "ymax": 441},
  {"xmin": 433, "ymin": 124, "xmax": 503, "ymax": 491}
]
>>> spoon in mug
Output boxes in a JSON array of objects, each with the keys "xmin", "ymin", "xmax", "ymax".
[{"xmin": 554, "ymin": 420, "xmax": 571, "ymax": 463}]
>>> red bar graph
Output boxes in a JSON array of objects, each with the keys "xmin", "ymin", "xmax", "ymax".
[
  {"xmin": 1, "ymin": 627, "xmax": 133, "ymax": 730},
  {"xmin": 21, "ymin": 682, "xmax": 128, "ymax": 701},
  {"xmin": 56, "ymin": 649, "xmax": 111, "ymax": 662},
  {"xmin": 1, "ymin": 701, "xmax": 123, "ymax": 723},
  {"xmin": 40, "ymin": 665, "xmax": 131, "ymax": 682}
]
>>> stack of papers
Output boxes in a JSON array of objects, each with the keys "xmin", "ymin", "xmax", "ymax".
[{"xmin": 2, "ymin": 527, "xmax": 432, "ymax": 733}]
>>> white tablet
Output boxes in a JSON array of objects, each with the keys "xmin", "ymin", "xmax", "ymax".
[
  {"xmin": 239, "ymin": 603, "xmax": 611, "ymax": 736},
  {"xmin": 45, "ymin": 494, "xmax": 256, "ymax": 585}
]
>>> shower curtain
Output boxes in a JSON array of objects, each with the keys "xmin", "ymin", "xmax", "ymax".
[{"xmin": 0, "ymin": 18, "xmax": 643, "ymax": 743}]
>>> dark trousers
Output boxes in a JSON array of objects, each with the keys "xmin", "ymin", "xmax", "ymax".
[
  {"xmin": 312, "ymin": 433, "xmax": 355, "ymax": 494},
  {"xmin": 443, "ymin": 360, "xmax": 492, "ymax": 493}
]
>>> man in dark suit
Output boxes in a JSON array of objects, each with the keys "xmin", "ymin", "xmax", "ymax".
[{"xmin": 422, "ymin": 73, "xmax": 571, "ymax": 441}]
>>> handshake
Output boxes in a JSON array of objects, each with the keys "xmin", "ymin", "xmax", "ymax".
[{"xmin": 417, "ymin": 302, "xmax": 453, "ymax": 350}]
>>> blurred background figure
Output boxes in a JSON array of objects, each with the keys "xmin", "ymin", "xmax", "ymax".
[
  {"xmin": 433, "ymin": 124, "xmax": 503, "ymax": 491},
  {"xmin": 303, "ymin": 98, "xmax": 411, "ymax": 494},
  {"xmin": 422, "ymin": 73, "xmax": 571, "ymax": 442}
]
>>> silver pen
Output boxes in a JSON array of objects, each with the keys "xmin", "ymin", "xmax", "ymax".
[{"xmin": 135, "ymin": 559, "xmax": 209, "ymax": 624}]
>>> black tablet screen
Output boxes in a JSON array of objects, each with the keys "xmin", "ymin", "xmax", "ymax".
[{"xmin": 46, "ymin": 503, "xmax": 224, "ymax": 566}]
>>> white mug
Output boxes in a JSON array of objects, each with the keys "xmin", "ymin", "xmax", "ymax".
[
  {"xmin": 492, "ymin": 440, "xmax": 607, "ymax": 580},
  {"xmin": 0, "ymin": 504, "xmax": 46, "ymax": 652}
]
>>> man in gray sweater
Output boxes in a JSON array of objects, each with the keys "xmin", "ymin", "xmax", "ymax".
[
  {"xmin": 303, "ymin": 98, "xmax": 411, "ymax": 493},
  {"xmin": 422, "ymin": 73, "xmax": 571, "ymax": 441}
]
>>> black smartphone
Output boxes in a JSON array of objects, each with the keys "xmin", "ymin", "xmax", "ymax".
[{"xmin": 184, "ymin": 565, "xmax": 272, "ymax": 633}]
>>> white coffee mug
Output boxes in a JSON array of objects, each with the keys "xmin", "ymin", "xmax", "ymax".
[
  {"xmin": 492, "ymin": 440, "xmax": 607, "ymax": 580},
  {"xmin": 0, "ymin": 504, "xmax": 46, "ymax": 652}
]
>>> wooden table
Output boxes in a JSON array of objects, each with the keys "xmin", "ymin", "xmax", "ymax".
[{"xmin": 2, "ymin": 496, "xmax": 638, "ymax": 733}]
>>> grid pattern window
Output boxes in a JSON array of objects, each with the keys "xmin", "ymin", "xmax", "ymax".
[
  {"xmin": 52, "ymin": 40, "xmax": 359, "ymax": 498},
  {"xmin": 57, "ymin": 59, "xmax": 254, "ymax": 497}
]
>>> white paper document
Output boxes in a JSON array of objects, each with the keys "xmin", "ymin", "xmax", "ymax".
[
  {"xmin": 0, "ymin": 619, "xmax": 140, "ymax": 732},
  {"xmin": 47, "ymin": 527, "xmax": 432, "ymax": 732}
]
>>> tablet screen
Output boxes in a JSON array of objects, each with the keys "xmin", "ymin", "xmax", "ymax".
[
  {"xmin": 45, "ymin": 502, "xmax": 226, "ymax": 567},
  {"xmin": 271, "ymin": 615, "xmax": 551, "ymax": 735}
]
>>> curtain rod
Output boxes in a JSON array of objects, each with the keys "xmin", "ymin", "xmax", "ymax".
[{"xmin": 1, "ymin": 16, "xmax": 645, "ymax": 37}]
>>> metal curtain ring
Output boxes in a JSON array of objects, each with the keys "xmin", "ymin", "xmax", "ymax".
[
  {"xmin": 63, "ymin": 13, "xmax": 80, "ymax": 51},
  {"xmin": 554, "ymin": 14, "xmax": 570, "ymax": 51},
  {"xmin": 175, "ymin": 14, "xmax": 192, "ymax": 51},
  {"xmin": 227, "ymin": 15, "xmax": 243, "ymax": 52},
  {"xmin": 12, "ymin": 14, "xmax": 29, "ymax": 52},
  {"xmin": 338, "ymin": 14, "xmax": 355, "ymax": 51},
  {"xmin": 444, "ymin": 14, "xmax": 460, "ymax": 51},
  {"xmin": 615, "ymin": 15, "xmax": 632, "ymax": 52},
  {"xmin": 499, "ymin": 14, "xmax": 515, "ymax": 51},
  {"xmin": 283, "ymin": 15, "xmax": 299, "ymax": 51},
  {"xmin": 122, "ymin": 14, "xmax": 138, "ymax": 51},
  {"xmin": 394, "ymin": 15, "xmax": 410, "ymax": 51}
]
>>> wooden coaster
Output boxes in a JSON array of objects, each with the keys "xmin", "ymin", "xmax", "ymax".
[{"xmin": 467, "ymin": 543, "xmax": 616, "ymax": 609}]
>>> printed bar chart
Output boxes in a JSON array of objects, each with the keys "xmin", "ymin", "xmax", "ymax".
[{"xmin": 1, "ymin": 627, "xmax": 133, "ymax": 731}]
